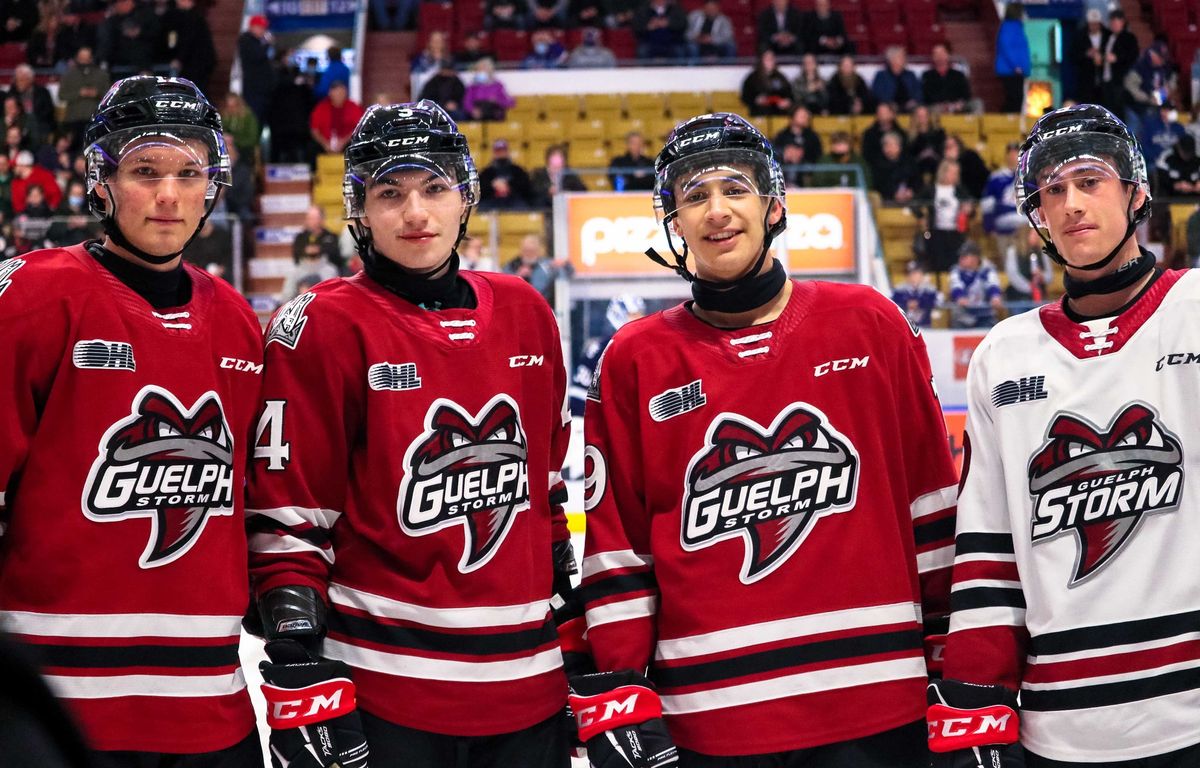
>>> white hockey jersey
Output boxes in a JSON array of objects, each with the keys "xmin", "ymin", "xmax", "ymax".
[{"xmin": 943, "ymin": 269, "xmax": 1200, "ymax": 762}]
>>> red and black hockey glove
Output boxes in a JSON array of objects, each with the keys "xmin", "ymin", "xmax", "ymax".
[
  {"xmin": 260, "ymin": 639, "xmax": 370, "ymax": 768},
  {"xmin": 568, "ymin": 671, "xmax": 678, "ymax": 768},
  {"xmin": 928, "ymin": 679, "xmax": 1024, "ymax": 768}
]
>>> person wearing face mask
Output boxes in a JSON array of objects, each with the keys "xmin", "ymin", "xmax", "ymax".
[
  {"xmin": 572, "ymin": 111, "xmax": 956, "ymax": 768},
  {"xmin": 246, "ymin": 99, "xmax": 575, "ymax": 768},
  {"xmin": 417, "ymin": 62, "xmax": 466, "ymax": 121},
  {"xmin": 567, "ymin": 26, "xmax": 617, "ymax": 68},
  {"xmin": 47, "ymin": 177, "xmax": 101, "ymax": 247},
  {"xmin": 523, "ymin": 29, "xmax": 568, "ymax": 69},
  {"xmin": 464, "ymin": 57, "xmax": 515, "ymax": 121}
]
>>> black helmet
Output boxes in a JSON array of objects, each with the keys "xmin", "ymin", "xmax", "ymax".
[{"xmin": 648, "ymin": 112, "xmax": 786, "ymax": 284}]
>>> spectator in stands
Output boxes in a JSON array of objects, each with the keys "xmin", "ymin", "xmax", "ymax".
[
  {"xmin": 99, "ymin": 0, "xmax": 158, "ymax": 75},
  {"xmin": 4, "ymin": 125, "xmax": 25, "ymax": 162},
  {"xmin": 222, "ymin": 93, "xmax": 261, "ymax": 167},
  {"xmin": 1070, "ymin": 8, "xmax": 1107, "ymax": 104},
  {"xmin": 418, "ymin": 62, "xmax": 467, "ymax": 120},
  {"xmin": 740, "ymin": 48, "xmax": 793, "ymax": 116},
  {"xmin": 1124, "ymin": 40, "xmax": 1176, "ymax": 137},
  {"xmin": 220, "ymin": 134, "xmax": 256, "ymax": 222},
  {"xmin": 871, "ymin": 46, "xmax": 921, "ymax": 114},
  {"xmin": 370, "ymin": 0, "xmax": 419, "ymax": 30},
  {"xmin": 606, "ymin": 0, "xmax": 638, "ymax": 28},
  {"xmin": 922, "ymin": 43, "xmax": 972, "ymax": 114},
  {"xmin": 464, "ymin": 57, "xmax": 515, "ymax": 121},
  {"xmin": 0, "ymin": 0, "xmax": 37, "ymax": 43},
  {"xmin": 686, "ymin": 0, "xmax": 735, "ymax": 61},
  {"xmin": 283, "ymin": 205, "xmax": 342, "ymax": 300},
  {"xmin": 523, "ymin": 28, "xmax": 568, "ymax": 68},
  {"xmin": 908, "ymin": 104, "xmax": 945, "ymax": 182},
  {"xmin": 34, "ymin": 131, "xmax": 73, "ymax": 180},
  {"xmin": 609, "ymin": 130, "xmax": 655, "ymax": 191},
  {"xmin": 182, "ymin": 218, "xmax": 232, "ymax": 279},
  {"xmin": 1156, "ymin": 133, "xmax": 1200, "ymax": 196},
  {"xmin": 268, "ymin": 52, "xmax": 316, "ymax": 164},
  {"xmin": 58, "ymin": 47, "xmax": 109, "ymax": 149},
  {"xmin": 309, "ymin": 81, "xmax": 364, "ymax": 154},
  {"xmin": 948, "ymin": 240, "xmax": 1002, "ymax": 327},
  {"xmin": 11, "ymin": 150, "xmax": 60, "ymax": 213},
  {"xmin": 8, "ymin": 65, "xmax": 54, "ymax": 146},
  {"xmin": 2, "ymin": 95, "xmax": 31, "ymax": 150},
  {"xmin": 827, "ymin": 54, "xmax": 871, "ymax": 116},
  {"xmin": 528, "ymin": 0, "xmax": 568, "ymax": 28},
  {"xmin": 892, "ymin": 260, "xmax": 940, "ymax": 327},
  {"xmin": 635, "ymin": 0, "xmax": 686, "ymax": 60},
  {"xmin": 26, "ymin": 13, "xmax": 75, "ymax": 69},
  {"xmin": 162, "ymin": 0, "xmax": 215, "ymax": 93},
  {"xmin": 15, "ymin": 183, "xmax": 53, "ymax": 250},
  {"xmin": 1004, "ymin": 226, "xmax": 1052, "ymax": 304},
  {"xmin": 237, "ymin": 14, "xmax": 274, "ymax": 124},
  {"xmin": 942, "ymin": 133, "xmax": 987, "ymax": 199},
  {"xmin": 0, "ymin": 154, "xmax": 12, "ymax": 219},
  {"xmin": 792, "ymin": 53, "xmax": 829, "ymax": 115},
  {"xmin": 802, "ymin": 0, "xmax": 849, "ymax": 56},
  {"xmin": 995, "ymin": 2, "xmax": 1031, "ymax": 114},
  {"xmin": 757, "ymin": 0, "xmax": 803, "ymax": 56},
  {"xmin": 479, "ymin": 138, "xmax": 534, "ymax": 209},
  {"xmin": 485, "ymin": 0, "xmax": 526, "ymax": 30},
  {"xmin": 812, "ymin": 130, "xmax": 869, "ymax": 188},
  {"xmin": 316, "ymin": 46, "xmax": 352, "ymax": 100},
  {"xmin": 503, "ymin": 233, "xmax": 573, "ymax": 303},
  {"xmin": 411, "ymin": 30, "xmax": 452, "ymax": 74},
  {"xmin": 773, "ymin": 105, "xmax": 821, "ymax": 187},
  {"xmin": 567, "ymin": 27, "xmax": 617, "ymax": 68},
  {"xmin": 531, "ymin": 143, "xmax": 587, "ymax": 207},
  {"xmin": 456, "ymin": 30, "xmax": 494, "ymax": 67},
  {"xmin": 981, "ymin": 141, "xmax": 1022, "ymax": 265},
  {"xmin": 861, "ymin": 100, "xmax": 904, "ymax": 170},
  {"xmin": 871, "ymin": 131, "xmax": 918, "ymax": 203},
  {"xmin": 918, "ymin": 158, "xmax": 971, "ymax": 282},
  {"xmin": 1140, "ymin": 101, "xmax": 1185, "ymax": 173},
  {"xmin": 460, "ymin": 235, "xmax": 498, "ymax": 272},
  {"xmin": 569, "ymin": 0, "xmax": 606, "ymax": 28},
  {"xmin": 1099, "ymin": 10, "xmax": 1138, "ymax": 115},
  {"xmin": 47, "ymin": 178, "xmax": 99, "ymax": 247}
]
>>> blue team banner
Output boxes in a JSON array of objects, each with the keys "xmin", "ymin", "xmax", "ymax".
[{"xmin": 264, "ymin": 0, "xmax": 357, "ymax": 31}]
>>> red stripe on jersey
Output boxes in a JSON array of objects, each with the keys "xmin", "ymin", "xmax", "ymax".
[
  {"xmin": 951, "ymin": 560, "xmax": 1021, "ymax": 584},
  {"xmin": 1024, "ymin": 638, "xmax": 1200, "ymax": 685}
]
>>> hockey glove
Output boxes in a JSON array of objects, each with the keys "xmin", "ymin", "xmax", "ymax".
[
  {"xmin": 927, "ymin": 679, "xmax": 1024, "ymax": 768},
  {"xmin": 569, "ymin": 670, "xmax": 678, "ymax": 768},
  {"xmin": 260, "ymin": 639, "xmax": 369, "ymax": 768}
]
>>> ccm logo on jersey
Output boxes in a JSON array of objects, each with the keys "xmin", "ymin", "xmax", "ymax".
[
  {"xmin": 1028, "ymin": 403, "xmax": 1183, "ymax": 585},
  {"xmin": 262, "ymin": 679, "xmax": 356, "ymax": 729},
  {"xmin": 509, "ymin": 354, "xmax": 544, "ymax": 367},
  {"xmin": 220, "ymin": 356, "xmax": 262, "ymax": 374},
  {"xmin": 814, "ymin": 356, "xmax": 868, "ymax": 377},
  {"xmin": 1156, "ymin": 352, "xmax": 1200, "ymax": 371}
]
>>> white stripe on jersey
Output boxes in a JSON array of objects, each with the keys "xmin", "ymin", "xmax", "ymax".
[
  {"xmin": 660, "ymin": 656, "xmax": 926, "ymax": 714},
  {"xmin": 654, "ymin": 602, "xmax": 922, "ymax": 662},
  {"xmin": 329, "ymin": 583, "xmax": 549, "ymax": 629},
  {"xmin": 584, "ymin": 596, "xmax": 658, "ymax": 630},
  {"xmin": 248, "ymin": 532, "xmax": 334, "ymax": 563},
  {"xmin": 951, "ymin": 579, "xmax": 1024, "ymax": 593},
  {"xmin": 0, "ymin": 611, "xmax": 241, "ymax": 638},
  {"xmin": 911, "ymin": 484, "xmax": 958, "ymax": 520},
  {"xmin": 325, "ymin": 638, "xmax": 563, "ymax": 683},
  {"xmin": 948, "ymin": 605, "xmax": 1026, "ymax": 631},
  {"xmin": 45, "ymin": 669, "xmax": 247, "ymax": 699},
  {"xmin": 247, "ymin": 505, "xmax": 342, "ymax": 530},
  {"xmin": 917, "ymin": 545, "xmax": 956, "ymax": 574},
  {"xmin": 1024, "ymin": 690, "xmax": 1200, "ymax": 763},
  {"xmin": 953, "ymin": 551, "xmax": 1018, "ymax": 565},
  {"xmin": 582, "ymin": 549, "xmax": 654, "ymax": 580}
]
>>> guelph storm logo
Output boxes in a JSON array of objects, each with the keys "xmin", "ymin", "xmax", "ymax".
[
  {"xmin": 682, "ymin": 403, "xmax": 859, "ymax": 583},
  {"xmin": 83, "ymin": 386, "xmax": 235, "ymax": 568},
  {"xmin": 398, "ymin": 395, "xmax": 530, "ymax": 573},
  {"xmin": 1029, "ymin": 403, "xmax": 1184, "ymax": 585}
]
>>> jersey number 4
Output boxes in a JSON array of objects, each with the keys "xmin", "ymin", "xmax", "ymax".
[{"xmin": 254, "ymin": 400, "xmax": 291, "ymax": 471}]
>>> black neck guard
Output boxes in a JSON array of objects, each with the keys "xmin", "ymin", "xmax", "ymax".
[
  {"xmin": 87, "ymin": 240, "xmax": 191, "ymax": 309},
  {"xmin": 1062, "ymin": 247, "xmax": 1156, "ymax": 300},
  {"xmin": 362, "ymin": 249, "xmax": 477, "ymax": 310},
  {"xmin": 691, "ymin": 258, "xmax": 787, "ymax": 314}
]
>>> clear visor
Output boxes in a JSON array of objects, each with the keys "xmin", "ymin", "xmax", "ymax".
[
  {"xmin": 656, "ymin": 149, "xmax": 774, "ymax": 224},
  {"xmin": 1027, "ymin": 157, "xmax": 1126, "ymax": 228},
  {"xmin": 344, "ymin": 153, "xmax": 478, "ymax": 219},
  {"xmin": 86, "ymin": 125, "xmax": 231, "ymax": 201},
  {"xmin": 1019, "ymin": 132, "xmax": 1143, "ymax": 222}
]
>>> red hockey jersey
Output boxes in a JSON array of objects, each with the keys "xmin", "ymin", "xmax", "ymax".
[
  {"xmin": 0, "ymin": 245, "xmax": 262, "ymax": 753},
  {"xmin": 246, "ymin": 270, "xmax": 571, "ymax": 737},
  {"xmin": 582, "ymin": 281, "xmax": 958, "ymax": 756}
]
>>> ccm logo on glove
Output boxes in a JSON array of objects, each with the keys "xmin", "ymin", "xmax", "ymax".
[
  {"xmin": 571, "ymin": 685, "xmax": 662, "ymax": 742},
  {"xmin": 927, "ymin": 704, "xmax": 1018, "ymax": 752},
  {"xmin": 262, "ymin": 678, "xmax": 357, "ymax": 728}
]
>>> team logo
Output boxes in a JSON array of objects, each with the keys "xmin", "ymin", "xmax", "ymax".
[
  {"xmin": 266, "ymin": 292, "xmax": 316, "ymax": 350},
  {"xmin": 368, "ymin": 362, "xmax": 422, "ymax": 391},
  {"xmin": 992, "ymin": 376, "xmax": 1048, "ymax": 408},
  {"xmin": 398, "ymin": 395, "xmax": 530, "ymax": 573},
  {"xmin": 0, "ymin": 257, "xmax": 25, "ymax": 298},
  {"xmin": 681, "ymin": 403, "xmax": 860, "ymax": 583},
  {"xmin": 73, "ymin": 340, "xmax": 136, "ymax": 371},
  {"xmin": 1029, "ymin": 403, "xmax": 1184, "ymax": 585},
  {"xmin": 82, "ymin": 386, "xmax": 235, "ymax": 568},
  {"xmin": 649, "ymin": 380, "xmax": 706, "ymax": 422}
]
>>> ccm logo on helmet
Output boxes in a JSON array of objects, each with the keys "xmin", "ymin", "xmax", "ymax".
[
  {"xmin": 1036, "ymin": 124, "xmax": 1084, "ymax": 140},
  {"xmin": 154, "ymin": 99, "xmax": 202, "ymax": 111},
  {"xmin": 384, "ymin": 136, "xmax": 431, "ymax": 148},
  {"xmin": 676, "ymin": 131, "xmax": 720, "ymax": 148}
]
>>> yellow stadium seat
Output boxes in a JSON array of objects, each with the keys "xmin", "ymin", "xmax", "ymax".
[
  {"xmin": 709, "ymin": 91, "xmax": 742, "ymax": 114},
  {"xmin": 467, "ymin": 212, "xmax": 492, "ymax": 239},
  {"xmin": 586, "ymin": 173, "xmax": 612, "ymax": 192},
  {"xmin": 940, "ymin": 113, "xmax": 981, "ymax": 146},
  {"xmin": 582, "ymin": 93, "xmax": 623, "ymax": 116},
  {"xmin": 625, "ymin": 92, "xmax": 667, "ymax": 118},
  {"xmin": 538, "ymin": 94, "xmax": 582, "ymax": 119},
  {"xmin": 571, "ymin": 140, "xmax": 611, "ymax": 170},
  {"xmin": 982, "ymin": 113, "xmax": 1023, "ymax": 139},
  {"xmin": 894, "ymin": 114, "xmax": 911, "ymax": 132},
  {"xmin": 584, "ymin": 106, "xmax": 623, "ymax": 127},
  {"xmin": 526, "ymin": 119, "xmax": 565, "ymax": 143},
  {"xmin": 608, "ymin": 117, "xmax": 649, "ymax": 142},
  {"xmin": 312, "ymin": 184, "xmax": 342, "ymax": 206},
  {"xmin": 458, "ymin": 121, "xmax": 485, "ymax": 152},
  {"xmin": 850, "ymin": 115, "xmax": 874, "ymax": 137},
  {"xmin": 666, "ymin": 92, "xmax": 708, "ymax": 119},
  {"xmin": 766, "ymin": 115, "xmax": 789, "ymax": 138},
  {"xmin": 527, "ymin": 142, "xmax": 556, "ymax": 167},
  {"xmin": 568, "ymin": 118, "xmax": 606, "ymax": 142},
  {"xmin": 812, "ymin": 115, "xmax": 853, "ymax": 138},
  {"xmin": 883, "ymin": 237, "xmax": 915, "ymax": 264},
  {"xmin": 491, "ymin": 118, "xmax": 526, "ymax": 146},
  {"xmin": 646, "ymin": 117, "xmax": 680, "ymax": 144}
]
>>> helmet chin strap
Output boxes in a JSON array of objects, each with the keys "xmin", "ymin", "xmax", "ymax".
[{"xmin": 100, "ymin": 182, "xmax": 220, "ymax": 266}]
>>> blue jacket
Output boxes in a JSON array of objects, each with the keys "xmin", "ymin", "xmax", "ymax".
[
  {"xmin": 871, "ymin": 66, "xmax": 922, "ymax": 107},
  {"xmin": 315, "ymin": 60, "xmax": 352, "ymax": 99},
  {"xmin": 995, "ymin": 20, "xmax": 1031, "ymax": 77},
  {"xmin": 981, "ymin": 168, "xmax": 1022, "ymax": 235}
]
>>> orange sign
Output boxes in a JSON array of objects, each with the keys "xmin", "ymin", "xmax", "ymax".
[
  {"xmin": 952, "ymin": 334, "xmax": 987, "ymax": 381},
  {"xmin": 943, "ymin": 410, "xmax": 967, "ymax": 475},
  {"xmin": 562, "ymin": 191, "xmax": 856, "ymax": 276}
]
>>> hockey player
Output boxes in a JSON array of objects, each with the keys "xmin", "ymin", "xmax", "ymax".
[
  {"xmin": 568, "ymin": 293, "xmax": 647, "ymax": 416},
  {"xmin": 929, "ymin": 105, "xmax": 1200, "ymax": 767},
  {"xmin": 245, "ymin": 99, "xmax": 574, "ymax": 767},
  {"xmin": 572, "ymin": 112, "xmax": 958, "ymax": 767},
  {"xmin": 0, "ymin": 76, "xmax": 264, "ymax": 764}
]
